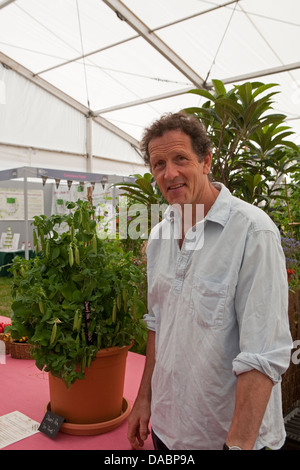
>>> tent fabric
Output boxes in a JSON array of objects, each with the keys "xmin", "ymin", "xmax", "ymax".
[
  {"xmin": 0, "ymin": 63, "xmax": 86, "ymax": 154},
  {"xmin": 0, "ymin": 0, "xmax": 299, "ymax": 175},
  {"xmin": 0, "ymin": 61, "xmax": 146, "ymax": 174}
]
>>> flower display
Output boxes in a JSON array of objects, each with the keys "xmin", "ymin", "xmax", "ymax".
[
  {"xmin": 281, "ymin": 236, "xmax": 300, "ymax": 290},
  {"xmin": 0, "ymin": 322, "xmax": 11, "ymax": 334}
]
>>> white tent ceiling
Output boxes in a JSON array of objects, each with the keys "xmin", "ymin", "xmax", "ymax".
[{"xmin": 0, "ymin": 0, "xmax": 299, "ymax": 176}]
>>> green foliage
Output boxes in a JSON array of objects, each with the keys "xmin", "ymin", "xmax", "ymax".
[
  {"xmin": 184, "ymin": 80, "xmax": 300, "ymax": 209},
  {"xmin": 0, "ymin": 277, "xmax": 13, "ymax": 317},
  {"xmin": 272, "ymin": 172, "xmax": 300, "ymax": 240},
  {"xmin": 7, "ymin": 200, "xmax": 146, "ymax": 387},
  {"xmin": 111, "ymin": 174, "xmax": 168, "ymax": 349},
  {"xmin": 114, "ymin": 173, "xmax": 164, "ymax": 206},
  {"xmin": 113, "ymin": 173, "xmax": 168, "ymax": 240}
]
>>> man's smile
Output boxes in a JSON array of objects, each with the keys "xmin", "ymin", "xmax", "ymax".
[{"xmin": 168, "ymin": 183, "xmax": 186, "ymax": 191}]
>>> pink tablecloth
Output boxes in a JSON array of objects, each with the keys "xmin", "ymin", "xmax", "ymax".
[{"xmin": 0, "ymin": 339, "xmax": 154, "ymax": 450}]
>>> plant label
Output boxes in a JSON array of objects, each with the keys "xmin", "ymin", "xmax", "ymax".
[{"xmin": 38, "ymin": 410, "xmax": 65, "ymax": 439}]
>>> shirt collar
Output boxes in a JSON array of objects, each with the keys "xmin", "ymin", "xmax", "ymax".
[
  {"xmin": 163, "ymin": 182, "xmax": 231, "ymax": 227},
  {"xmin": 205, "ymin": 182, "xmax": 232, "ymax": 227}
]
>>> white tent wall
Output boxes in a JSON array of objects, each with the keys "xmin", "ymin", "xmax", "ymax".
[
  {"xmin": 0, "ymin": 62, "xmax": 85, "ymax": 154},
  {"xmin": 0, "ymin": 59, "xmax": 146, "ymax": 175},
  {"xmin": 0, "ymin": 143, "xmax": 87, "ymax": 172},
  {"xmin": 0, "ymin": 142, "xmax": 146, "ymax": 176},
  {"xmin": 91, "ymin": 119, "xmax": 146, "ymax": 175}
]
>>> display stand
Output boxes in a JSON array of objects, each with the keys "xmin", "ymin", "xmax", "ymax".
[{"xmin": 0, "ymin": 167, "xmax": 133, "ymax": 260}]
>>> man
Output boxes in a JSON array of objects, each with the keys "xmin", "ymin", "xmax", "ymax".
[{"xmin": 127, "ymin": 112, "xmax": 292, "ymax": 450}]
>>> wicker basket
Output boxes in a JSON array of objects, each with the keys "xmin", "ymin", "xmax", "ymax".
[
  {"xmin": 0, "ymin": 333, "xmax": 11, "ymax": 354},
  {"xmin": 10, "ymin": 341, "xmax": 33, "ymax": 360}
]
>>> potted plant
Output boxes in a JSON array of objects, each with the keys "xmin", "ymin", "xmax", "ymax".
[{"xmin": 7, "ymin": 198, "xmax": 146, "ymax": 434}]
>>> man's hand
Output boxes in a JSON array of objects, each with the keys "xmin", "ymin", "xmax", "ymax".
[
  {"xmin": 127, "ymin": 330, "xmax": 156, "ymax": 449},
  {"xmin": 127, "ymin": 398, "xmax": 151, "ymax": 449}
]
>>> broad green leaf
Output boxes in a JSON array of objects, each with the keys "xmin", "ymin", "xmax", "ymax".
[
  {"xmin": 238, "ymin": 82, "xmax": 253, "ymax": 106},
  {"xmin": 51, "ymin": 246, "xmax": 60, "ymax": 260},
  {"xmin": 140, "ymin": 172, "xmax": 154, "ymax": 182},
  {"xmin": 135, "ymin": 177, "xmax": 155, "ymax": 195},
  {"xmin": 61, "ymin": 281, "xmax": 77, "ymax": 301},
  {"xmin": 212, "ymin": 79, "xmax": 227, "ymax": 97},
  {"xmin": 187, "ymin": 88, "xmax": 216, "ymax": 101},
  {"xmin": 183, "ymin": 106, "xmax": 204, "ymax": 115},
  {"xmin": 214, "ymin": 97, "xmax": 243, "ymax": 115},
  {"xmin": 72, "ymin": 289, "xmax": 83, "ymax": 302},
  {"xmin": 253, "ymin": 174, "xmax": 262, "ymax": 187},
  {"xmin": 252, "ymin": 83, "xmax": 279, "ymax": 99}
]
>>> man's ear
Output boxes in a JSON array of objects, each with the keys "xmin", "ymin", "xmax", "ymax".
[{"xmin": 202, "ymin": 152, "xmax": 212, "ymax": 175}]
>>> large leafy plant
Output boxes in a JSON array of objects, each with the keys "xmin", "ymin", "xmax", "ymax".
[
  {"xmin": 8, "ymin": 200, "xmax": 146, "ymax": 387},
  {"xmin": 184, "ymin": 80, "xmax": 299, "ymax": 209}
]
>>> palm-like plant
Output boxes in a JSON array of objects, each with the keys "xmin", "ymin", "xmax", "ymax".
[
  {"xmin": 184, "ymin": 80, "xmax": 299, "ymax": 208},
  {"xmin": 113, "ymin": 173, "xmax": 168, "ymax": 239}
]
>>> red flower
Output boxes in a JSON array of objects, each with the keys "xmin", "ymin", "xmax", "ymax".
[
  {"xmin": 0, "ymin": 322, "xmax": 11, "ymax": 334},
  {"xmin": 287, "ymin": 269, "xmax": 295, "ymax": 282}
]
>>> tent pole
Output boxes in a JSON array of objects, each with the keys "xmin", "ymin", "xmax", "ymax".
[
  {"xmin": 24, "ymin": 175, "xmax": 29, "ymax": 260},
  {"xmin": 0, "ymin": 0, "xmax": 17, "ymax": 10},
  {"xmin": 86, "ymin": 115, "xmax": 93, "ymax": 173}
]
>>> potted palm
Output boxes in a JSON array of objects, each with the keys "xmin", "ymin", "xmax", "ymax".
[{"xmin": 7, "ymin": 198, "xmax": 146, "ymax": 434}]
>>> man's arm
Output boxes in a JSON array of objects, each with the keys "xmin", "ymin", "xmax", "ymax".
[
  {"xmin": 127, "ymin": 330, "xmax": 156, "ymax": 449},
  {"xmin": 225, "ymin": 369, "xmax": 273, "ymax": 450},
  {"xmin": 229, "ymin": 229, "xmax": 292, "ymax": 449}
]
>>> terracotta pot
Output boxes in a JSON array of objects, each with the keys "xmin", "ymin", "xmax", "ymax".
[{"xmin": 48, "ymin": 343, "xmax": 132, "ymax": 433}]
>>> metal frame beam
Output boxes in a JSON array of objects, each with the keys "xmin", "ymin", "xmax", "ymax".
[
  {"xmin": 220, "ymin": 61, "xmax": 300, "ymax": 84},
  {"xmin": 153, "ymin": 0, "xmax": 241, "ymax": 32},
  {"xmin": 0, "ymin": 0, "xmax": 16, "ymax": 10},
  {"xmin": 102, "ymin": 0, "xmax": 206, "ymax": 89},
  {"xmin": 95, "ymin": 61, "xmax": 300, "ymax": 115},
  {"xmin": 86, "ymin": 115, "xmax": 93, "ymax": 173},
  {"xmin": 94, "ymin": 87, "xmax": 193, "ymax": 115}
]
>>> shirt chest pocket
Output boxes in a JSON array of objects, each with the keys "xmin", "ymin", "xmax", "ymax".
[{"xmin": 190, "ymin": 276, "xmax": 228, "ymax": 328}]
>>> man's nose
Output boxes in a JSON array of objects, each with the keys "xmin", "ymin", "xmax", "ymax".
[{"xmin": 164, "ymin": 162, "xmax": 179, "ymax": 180}]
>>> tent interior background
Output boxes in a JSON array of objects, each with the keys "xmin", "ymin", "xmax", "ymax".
[
  {"xmin": 0, "ymin": 0, "xmax": 299, "ymax": 248},
  {"xmin": 0, "ymin": 0, "xmax": 299, "ymax": 175}
]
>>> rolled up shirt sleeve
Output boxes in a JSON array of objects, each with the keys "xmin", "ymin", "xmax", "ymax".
[
  {"xmin": 143, "ymin": 310, "xmax": 156, "ymax": 332},
  {"xmin": 232, "ymin": 229, "xmax": 293, "ymax": 384}
]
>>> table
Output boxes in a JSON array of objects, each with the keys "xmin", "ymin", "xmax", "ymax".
[
  {"xmin": 0, "ymin": 347, "xmax": 154, "ymax": 450},
  {"xmin": 0, "ymin": 250, "xmax": 35, "ymax": 276}
]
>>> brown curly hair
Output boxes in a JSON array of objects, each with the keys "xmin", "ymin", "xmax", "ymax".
[{"xmin": 140, "ymin": 112, "xmax": 212, "ymax": 166}]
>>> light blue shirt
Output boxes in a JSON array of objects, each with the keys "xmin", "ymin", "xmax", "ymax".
[{"xmin": 144, "ymin": 183, "xmax": 292, "ymax": 450}]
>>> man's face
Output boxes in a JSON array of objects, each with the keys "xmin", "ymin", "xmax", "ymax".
[{"xmin": 149, "ymin": 130, "xmax": 211, "ymax": 207}]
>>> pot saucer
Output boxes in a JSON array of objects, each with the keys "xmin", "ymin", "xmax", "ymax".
[{"xmin": 45, "ymin": 397, "xmax": 131, "ymax": 435}]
